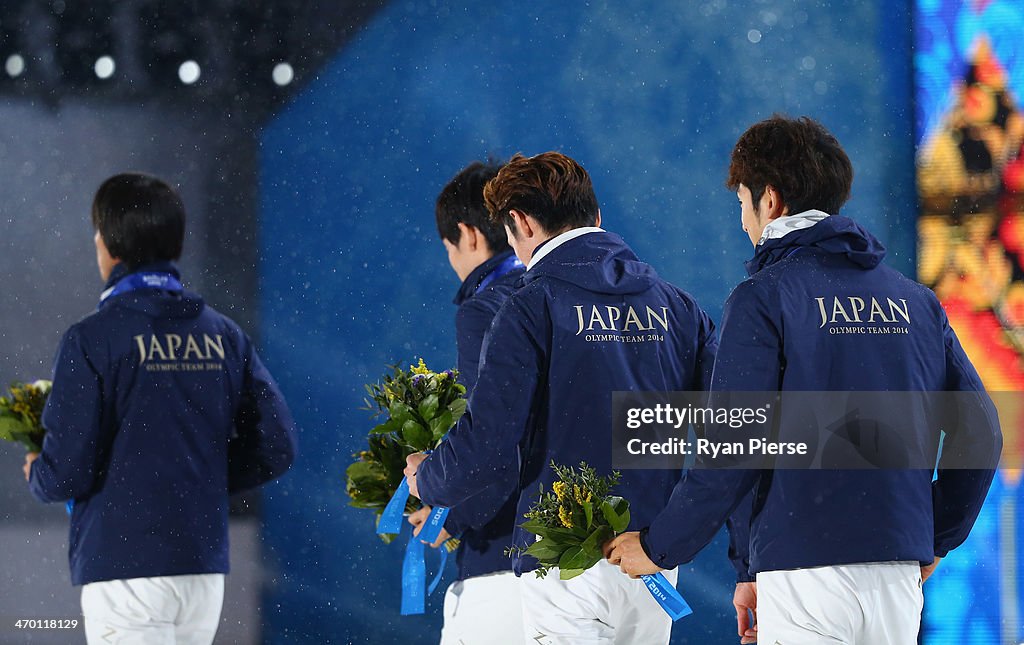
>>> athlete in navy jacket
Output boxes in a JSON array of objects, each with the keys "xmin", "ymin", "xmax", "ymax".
[
  {"xmin": 406, "ymin": 152, "xmax": 717, "ymax": 644},
  {"xmin": 607, "ymin": 116, "xmax": 1002, "ymax": 645},
  {"xmin": 408, "ymin": 160, "xmax": 526, "ymax": 643},
  {"xmin": 25, "ymin": 173, "xmax": 297, "ymax": 645}
]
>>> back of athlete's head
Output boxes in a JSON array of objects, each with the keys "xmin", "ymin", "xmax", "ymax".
[
  {"xmin": 435, "ymin": 159, "xmax": 510, "ymax": 252},
  {"xmin": 483, "ymin": 152, "xmax": 599, "ymax": 235},
  {"xmin": 91, "ymin": 173, "xmax": 185, "ymax": 269}
]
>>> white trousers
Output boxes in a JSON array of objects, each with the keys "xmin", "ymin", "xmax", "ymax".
[
  {"xmin": 440, "ymin": 571, "xmax": 525, "ymax": 645},
  {"xmin": 81, "ymin": 574, "xmax": 225, "ymax": 645},
  {"xmin": 757, "ymin": 561, "xmax": 923, "ymax": 644},
  {"xmin": 520, "ymin": 560, "xmax": 677, "ymax": 644}
]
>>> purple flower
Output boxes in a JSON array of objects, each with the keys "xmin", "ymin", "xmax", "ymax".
[{"xmin": 412, "ymin": 374, "xmax": 425, "ymax": 386}]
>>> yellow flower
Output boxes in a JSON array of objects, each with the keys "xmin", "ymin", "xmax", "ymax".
[
  {"xmin": 410, "ymin": 358, "xmax": 431, "ymax": 376},
  {"xmin": 558, "ymin": 505, "xmax": 573, "ymax": 528},
  {"xmin": 552, "ymin": 481, "xmax": 567, "ymax": 501},
  {"xmin": 573, "ymin": 485, "xmax": 591, "ymax": 505}
]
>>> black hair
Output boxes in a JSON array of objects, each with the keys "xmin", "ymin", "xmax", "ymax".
[
  {"xmin": 435, "ymin": 160, "xmax": 510, "ymax": 252},
  {"xmin": 91, "ymin": 172, "xmax": 185, "ymax": 268}
]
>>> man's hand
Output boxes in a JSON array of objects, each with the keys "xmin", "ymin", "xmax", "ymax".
[
  {"xmin": 23, "ymin": 452, "xmax": 39, "ymax": 482},
  {"xmin": 604, "ymin": 531, "xmax": 663, "ymax": 578},
  {"xmin": 407, "ymin": 505, "xmax": 452, "ymax": 548},
  {"xmin": 921, "ymin": 556, "xmax": 942, "ymax": 583},
  {"xmin": 734, "ymin": 581, "xmax": 757, "ymax": 644},
  {"xmin": 404, "ymin": 452, "xmax": 428, "ymax": 499}
]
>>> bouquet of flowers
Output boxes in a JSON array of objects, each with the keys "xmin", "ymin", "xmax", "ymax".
[
  {"xmin": 514, "ymin": 461, "xmax": 631, "ymax": 580},
  {"xmin": 0, "ymin": 380, "xmax": 52, "ymax": 452},
  {"xmin": 346, "ymin": 359, "xmax": 467, "ymax": 543}
]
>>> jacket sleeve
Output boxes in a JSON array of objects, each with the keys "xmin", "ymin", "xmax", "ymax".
[
  {"xmin": 418, "ymin": 293, "xmax": 545, "ymax": 509},
  {"xmin": 29, "ymin": 326, "xmax": 106, "ymax": 503},
  {"xmin": 932, "ymin": 314, "xmax": 1002, "ymax": 557},
  {"xmin": 442, "ymin": 484, "xmax": 517, "ymax": 536},
  {"xmin": 643, "ymin": 280, "xmax": 777, "ymax": 571},
  {"xmin": 228, "ymin": 338, "xmax": 298, "ymax": 494}
]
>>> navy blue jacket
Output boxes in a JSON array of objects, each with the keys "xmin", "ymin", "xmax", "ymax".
[
  {"xmin": 642, "ymin": 215, "xmax": 1002, "ymax": 576},
  {"xmin": 445, "ymin": 249, "xmax": 526, "ymax": 580},
  {"xmin": 29, "ymin": 263, "xmax": 297, "ymax": 586},
  {"xmin": 417, "ymin": 231, "xmax": 718, "ymax": 574}
]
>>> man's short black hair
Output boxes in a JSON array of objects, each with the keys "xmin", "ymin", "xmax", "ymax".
[
  {"xmin": 435, "ymin": 160, "xmax": 510, "ymax": 252},
  {"xmin": 727, "ymin": 115, "xmax": 853, "ymax": 215},
  {"xmin": 91, "ymin": 173, "xmax": 185, "ymax": 268}
]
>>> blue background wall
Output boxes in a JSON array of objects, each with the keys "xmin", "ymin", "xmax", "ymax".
[{"xmin": 258, "ymin": 2, "xmax": 915, "ymax": 642}]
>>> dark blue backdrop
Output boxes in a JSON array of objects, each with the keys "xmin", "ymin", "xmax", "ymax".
[{"xmin": 257, "ymin": 2, "xmax": 915, "ymax": 642}]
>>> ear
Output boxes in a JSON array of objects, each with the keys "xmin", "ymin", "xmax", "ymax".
[
  {"xmin": 456, "ymin": 222, "xmax": 479, "ymax": 250},
  {"xmin": 762, "ymin": 186, "xmax": 789, "ymax": 221},
  {"xmin": 509, "ymin": 209, "xmax": 535, "ymax": 239}
]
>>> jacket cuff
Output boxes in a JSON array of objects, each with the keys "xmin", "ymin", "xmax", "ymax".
[{"xmin": 639, "ymin": 527, "xmax": 672, "ymax": 568}]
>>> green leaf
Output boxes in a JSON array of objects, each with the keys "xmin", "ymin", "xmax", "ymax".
[
  {"xmin": 418, "ymin": 394, "xmax": 440, "ymax": 421},
  {"xmin": 582, "ymin": 499, "xmax": 593, "ymax": 529},
  {"xmin": 389, "ymin": 401, "xmax": 413, "ymax": 424},
  {"xmin": 0, "ymin": 417, "xmax": 29, "ymax": 443},
  {"xmin": 600, "ymin": 496, "xmax": 631, "ymax": 533},
  {"xmin": 429, "ymin": 411, "xmax": 454, "ymax": 442},
  {"xmin": 524, "ymin": 538, "xmax": 571, "ymax": 563},
  {"xmin": 558, "ymin": 543, "xmax": 602, "ymax": 573},
  {"xmin": 401, "ymin": 419, "xmax": 433, "ymax": 451},
  {"xmin": 580, "ymin": 525, "xmax": 613, "ymax": 560},
  {"xmin": 520, "ymin": 519, "xmax": 578, "ymax": 542},
  {"xmin": 447, "ymin": 398, "xmax": 467, "ymax": 421},
  {"xmin": 559, "ymin": 568, "xmax": 587, "ymax": 580},
  {"xmin": 369, "ymin": 418, "xmax": 403, "ymax": 435}
]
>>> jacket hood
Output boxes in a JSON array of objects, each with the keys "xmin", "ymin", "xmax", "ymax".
[
  {"xmin": 101, "ymin": 262, "xmax": 204, "ymax": 319},
  {"xmin": 522, "ymin": 231, "xmax": 658, "ymax": 295},
  {"xmin": 745, "ymin": 214, "xmax": 887, "ymax": 276}
]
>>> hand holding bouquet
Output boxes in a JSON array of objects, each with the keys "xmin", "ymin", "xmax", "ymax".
[
  {"xmin": 0, "ymin": 380, "xmax": 52, "ymax": 452},
  {"xmin": 346, "ymin": 359, "xmax": 466, "ymax": 543}
]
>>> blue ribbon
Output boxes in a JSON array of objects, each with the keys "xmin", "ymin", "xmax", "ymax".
[
  {"xmin": 640, "ymin": 572, "xmax": 693, "ymax": 621},
  {"xmin": 100, "ymin": 271, "xmax": 184, "ymax": 305},
  {"xmin": 416, "ymin": 505, "xmax": 450, "ymax": 544},
  {"xmin": 65, "ymin": 500, "xmax": 74, "ymax": 516},
  {"xmin": 475, "ymin": 254, "xmax": 523, "ymax": 293},
  {"xmin": 427, "ymin": 546, "xmax": 450, "ymax": 596},
  {"xmin": 400, "ymin": 528, "xmax": 426, "ymax": 615},
  {"xmin": 378, "ymin": 476, "xmax": 411, "ymax": 535}
]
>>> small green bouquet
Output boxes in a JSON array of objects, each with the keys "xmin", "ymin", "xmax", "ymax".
[
  {"xmin": 514, "ymin": 462, "xmax": 631, "ymax": 580},
  {"xmin": 0, "ymin": 380, "xmax": 52, "ymax": 452},
  {"xmin": 346, "ymin": 359, "xmax": 467, "ymax": 543}
]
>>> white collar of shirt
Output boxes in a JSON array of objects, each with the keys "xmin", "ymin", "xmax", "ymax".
[
  {"xmin": 757, "ymin": 210, "xmax": 831, "ymax": 245},
  {"xmin": 527, "ymin": 226, "xmax": 605, "ymax": 271}
]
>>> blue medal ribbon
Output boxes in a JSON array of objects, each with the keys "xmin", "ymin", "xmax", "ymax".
[
  {"xmin": 377, "ymin": 476, "xmax": 411, "ymax": 535},
  {"xmin": 640, "ymin": 572, "xmax": 693, "ymax": 621},
  {"xmin": 416, "ymin": 505, "xmax": 450, "ymax": 544},
  {"xmin": 400, "ymin": 527, "xmax": 426, "ymax": 615},
  {"xmin": 475, "ymin": 254, "xmax": 523, "ymax": 293},
  {"xmin": 99, "ymin": 271, "xmax": 183, "ymax": 305}
]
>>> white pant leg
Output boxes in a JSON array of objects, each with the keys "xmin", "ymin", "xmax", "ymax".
[
  {"xmin": 757, "ymin": 562, "xmax": 922, "ymax": 645},
  {"xmin": 520, "ymin": 560, "xmax": 675, "ymax": 645},
  {"xmin": 439, "ymin": 572, "xmax": 525, "ymax": 645},
  {"xmin": 81, "ymin": 574, "xmax": 224, "ymax": 645}
]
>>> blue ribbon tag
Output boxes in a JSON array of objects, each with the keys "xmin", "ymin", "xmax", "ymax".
[
  {"xmin": 427, "ymin": 546, "xmax": 450, "ymax": 596},
  {"xmin": 100, "ymin": 271, "xmax": 184, "ymax": 305},
  {"xmin": 400, "ymin": 528, "xmax": 426, "ymax": 615},
  {"xmin": 378, "ymin": 477, "xmax": 411, "ymax": 535},
  {"xmin": 65, "ymin": 500, "xmax": 74, "ymax": 516},
  {"xmin": 640, "ymin": 572, "xmax": 693, "ymax": 621},
  {"xmin": 417, "ymin": 506, "xmax": 450, "ymax": 544}
]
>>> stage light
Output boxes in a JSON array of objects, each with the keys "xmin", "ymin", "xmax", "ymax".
[
  {"xmin": 5, "ymin": 54, "xmax": 24, "ymax": 78},
  {"xmin": 178, "ymin": 60, "xmax": 200, "ymax": 85},
  {"xmin": 747, "ymin": 29, "xmax": 762, "ymax": 44},
  {"xmin": 94, "ymin": 56, "xmax": 115, "ymax": 80},
  {"xmin": 272, "ymin": 62, "xmax": 293, "ymax": 87}
]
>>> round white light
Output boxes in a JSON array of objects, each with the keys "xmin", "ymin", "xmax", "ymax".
[
  {"xmin": 272, "ymin": 62, "xmax": 294, "ymax": 87},
  {"xmin": 94, "ymin": 55, "xmax": 115, "ymax": 79},
  {"xmin": 747, "ymin": 29, "xmax": 763, "ymax": 44},
  {"xmin": 5, "ymin": 54, "xmax": 25, "ymax": 78},
  {"xmin": 178, "ymin": 60, "xmax": 201, "ymax": 85}
]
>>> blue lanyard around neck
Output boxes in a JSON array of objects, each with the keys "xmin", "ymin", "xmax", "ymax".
[
  {"xmin": 475, "ymin": 254, "xmax": 523, "ymax": 294},
  {"xmin": 99, "ymin": 271, "xmax": 183, "ymax": 305}
]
